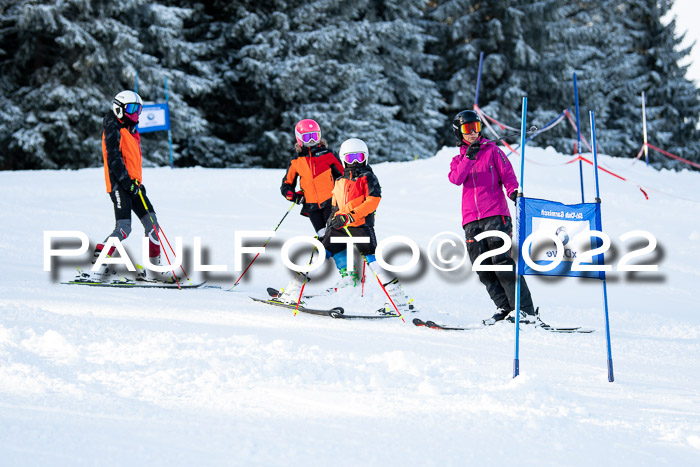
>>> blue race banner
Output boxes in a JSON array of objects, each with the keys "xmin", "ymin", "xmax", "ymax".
[
  {"xmin": 517, "ymin": 197, "xmax": 604, "ymax": 279},
  {"xmin": 138, "ymin": 103, "xmax": 170, "ymax": 134}
]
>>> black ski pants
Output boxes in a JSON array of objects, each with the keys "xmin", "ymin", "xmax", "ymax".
[
  {"xmin": 322, "ymin": 225, "xmax": 377, "ymax": 257},
  {"xmin": 106, "ymin": 185, "xmax": 159, "ymax": 246},
  {"xmin": 464, "ymin": 215, "xmax": 535, "ymax": 314},
  {"xmin": 307, "ymin": 204, "xmax": 332, "ymax": 234}
]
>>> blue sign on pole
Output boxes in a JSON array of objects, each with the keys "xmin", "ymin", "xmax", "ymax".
[
  {"xmin": 517, "ymin": 197, "xmax": 604, "ymax": 280},
  {"xmin": 137, "ymin": 103, "xmax": 171, "ymax": 134}
]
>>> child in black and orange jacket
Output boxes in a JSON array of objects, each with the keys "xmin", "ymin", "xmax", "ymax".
[{"xmin": 280, "ymin": 119, "xmax": 343, "ymax": 237}]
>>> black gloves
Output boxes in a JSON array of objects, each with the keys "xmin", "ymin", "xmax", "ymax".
[
  {"xmin": 127, "ymin": 179, "xmax": 141, "ymax": 197},
  {"xmin": 465, "ymin": 141, "xmax": 481, "ymax": 160},
  {"xmin": 509, "ymin": 190, "xmax": 518, "ymax": 203},
  {"xmin": 285, "ymin": 190, "xmax": 305, "ymax": 204},
  {"xmin": 329, "ymin": 212, "xmax": 354, "ymax": 230}
]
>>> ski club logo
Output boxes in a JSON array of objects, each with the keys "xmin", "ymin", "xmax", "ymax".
[
  {"xmin": 556, "ymin": 226, "xmax": 570, "ymax": 246},
  {"xmin": 530, "ymin": 218, "xmax": 585, "ymax": 262}
]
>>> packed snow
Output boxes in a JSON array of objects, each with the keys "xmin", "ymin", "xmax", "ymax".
[{"xmin": 1, "ymin": 145, "xmax": 699, "ymax": 466}]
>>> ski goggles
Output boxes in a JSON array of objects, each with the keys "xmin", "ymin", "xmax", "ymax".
[
  {"xmin": 460, "ymin": 121, "xmax": 481, "ymax": 134},
  {"xmin": 344, "ymin": 152, "xmax": 366, "ymax": 164},
  {"xmin": 123, "ymin": 102, "xmax": 142, "ymax": 115},
  {"xmin": 301, "ymin": 132, "xmax": 320, "ymax": 144}
]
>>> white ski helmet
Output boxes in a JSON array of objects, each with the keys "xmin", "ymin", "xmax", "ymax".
[
  {"xmin": 112, "ymin": 90, "xmax": 143, "ymax": 123},
  {"xmin": 339, "ymin": 138, "xmax": 369, "ymax": 168}
]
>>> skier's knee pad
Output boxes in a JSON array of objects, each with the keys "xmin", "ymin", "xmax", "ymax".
[
  {"xmin": 110, "ymin": 219, "xmax": 132, "ymax": 240},
  {"xmin": 140, "ymin": 213, "xmax": 160, "ymax": 244},
  {"xmin": 140, "ymin": 212, "xmax": 159, "ymax": 231}
]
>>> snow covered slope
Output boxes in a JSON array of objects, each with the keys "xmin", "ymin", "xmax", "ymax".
[{"xmin": 1, "ymin": 146, "xmax": 699, "ymax": 466}]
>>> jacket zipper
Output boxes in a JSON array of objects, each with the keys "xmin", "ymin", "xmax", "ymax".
[
  {"xmin": 472, "ymin": 164, "xmax": 481, "ymax": 219},
  {"xmin": 307, "ymin": 154, "xmax": 320, "ymax": 206}
]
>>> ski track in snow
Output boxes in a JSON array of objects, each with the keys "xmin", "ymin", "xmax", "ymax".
[{"xmin": 1, "ymin": 147, "xmax": 699, "ymax": 466}]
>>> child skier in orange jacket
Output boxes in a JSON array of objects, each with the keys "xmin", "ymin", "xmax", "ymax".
[{"xmin": 281, "ymin": 119, "xmax": 343, "ymax": 237}]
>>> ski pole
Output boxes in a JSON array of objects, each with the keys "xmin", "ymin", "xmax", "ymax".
[
  {"xmin": 361, "ymin": 261, "xmax": 366, "ymax": 297},
  {"xmin": 293, "ymin": 245, "xmax": 318, "ymax": 316},
  {"xmin": 137, "ymin": 189, "xmax": 182, "ymax": 289},
  {"xmin": 343, "ymin": 227, "xmax": 405, "ymax": 323},
  {"xmin": 231, "ymin": 201, "xmax": 297, "ymax": 290},
  {"xmin": 155, "ymin": 223, "xmax": 191, "ymax": 281},
  {"xmin": 493, "ymin": 126, "xmax": 539, "ymax": 142}
]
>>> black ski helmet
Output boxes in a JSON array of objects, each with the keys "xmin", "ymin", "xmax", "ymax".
[{"xmin": 452, "ymin": 110, "xmax": 482, "ymax": 142}]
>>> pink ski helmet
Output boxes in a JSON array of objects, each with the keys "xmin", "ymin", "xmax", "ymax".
[{"xmin": 294, "ymin": 119, "xmax": 321, "ymax": 147}]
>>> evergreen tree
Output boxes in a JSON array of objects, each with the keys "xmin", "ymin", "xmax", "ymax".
[
  {"xmin": 607, "ymin": 0, "xmax": 700, "ymax": 168},
  {"xmin": 0, "ymin": 0, "xmax": 697, "ymax": 170},
  {"xmin": 0, "ymin": 0, "xmax": 213, "ymax": 170},
  {"xmin": 429, "ymin": 0, "xmax": 517, "ymax": 145},
  {"xmin": 430, "ymin": 0, "xmax": 699, "ymax": 167},
  {"xmin": 202, "ymin": 0, "xmax": 443, "ymax": 168},
  {"xmin": 430, "ymin": 0, "xmax": 545, "ymax": 146}
]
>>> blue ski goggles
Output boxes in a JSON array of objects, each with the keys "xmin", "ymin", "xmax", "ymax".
[{"xmin": 123, "ymin": 102, "xmax": 142, "ymax": 115}]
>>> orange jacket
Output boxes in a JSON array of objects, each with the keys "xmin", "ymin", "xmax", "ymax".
[
  {"xmin": 281, "ymin": 143, "xmax": 343, "ymax": 208},
  {"xmin": 102, "ymin": 112, "xmax": 142, "ymax": 193},
  {"xmin": 331, "ymin": 166, "xmax": 381, "ymax": 227}
]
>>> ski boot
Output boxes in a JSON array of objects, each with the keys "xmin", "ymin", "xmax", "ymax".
[
  {"xmin": 483, "ymin": 308, "xmax": 513, "ymax": 326},
  {"xmin": 79, "ymin": 243, "xmax": 118, "ymax": 282},
  {"xmin": 325, "ymin": 267, "xmax": 360, "ymax": 294},
  {"xmin": 377, "ymin": 278, "xmax": 414, "ymax": 315},
  {"xmin": 277, "ymin": 272, "xmax": 308, "ymax": 305},
  {"xmin": 136, "ymin": 256, "xmax": 181, "ymax": 283},
  {"xmin": 506, "ymin": 307, "xmax": 541, "ymax": 325}
]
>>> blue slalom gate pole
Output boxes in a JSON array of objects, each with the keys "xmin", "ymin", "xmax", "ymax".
[
  {"xmin": 590, "ymin": 110, "xmax": 615, "ymax": 383},
  {"xmin": 513, "ymin": 96, "xmax": 527, "ymax": 378},
  {"xmin": 574, "ymin": 73, "xmax": 585, "ymax": 203},
  {"xmin": 641, "ymin": 91, "xmax": 649, "ymax": 167},
  {"xmin": 134, "ymin": 71, "xmax": 138, "ymax": 94},
  {"xmin": 165, "ymin": 77, "xmax": 174, "ymax": 169},
  {"xmin": 475, "ymin": 52, "xmax": 484, "ymax": 107}
]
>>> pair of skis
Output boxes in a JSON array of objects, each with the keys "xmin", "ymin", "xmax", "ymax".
[
  {"xmin": 251, "ymin": 288, "xmax": 400, "ymax": 320},
  {"xmin": 61, "ymin": 270, "xmax": 205, "ymax": 289},
  {"xmin": 412, "ymin": 318, "xmax": 594, "ymax": 333},
  {"xmin": 260, "ymin": 289, "xmax": 591, "ymax": 332},
  {"xmin": 249, "ymin": 296, "xmax": 399, "ymax": 320}
]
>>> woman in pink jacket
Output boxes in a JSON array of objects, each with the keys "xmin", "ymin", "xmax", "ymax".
[{"xmin": 448, "ymin": 110, "xmax": 537, "ymax": 325}]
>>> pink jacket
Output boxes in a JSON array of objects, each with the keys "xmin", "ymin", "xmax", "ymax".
[{"xmin": 448, "ymin": 138, "xmax": 519, "ymax": 226}]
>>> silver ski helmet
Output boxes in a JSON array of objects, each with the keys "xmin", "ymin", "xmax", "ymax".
[
  {"xmin": 112, "ymin": 90, "xmax": 143, "ymax": 123},
  {"xmin": 339, "ymin": 138, "xmax": 368, "ymax": 168}
]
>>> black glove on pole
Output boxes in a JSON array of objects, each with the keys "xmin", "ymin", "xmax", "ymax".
[
  {"xmin": 465, "ymin": 141, "xmax": 481, "ymax": 160},
  {"xmin": 329, "ymin": 213, "xmax": 354, "ymax": 230}
]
